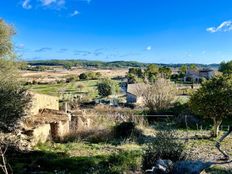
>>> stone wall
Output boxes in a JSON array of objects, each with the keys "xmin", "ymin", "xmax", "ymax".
[
  {"xmin": 70, "ymin": 115, "xmax": 91, "ymax": 132},
  {"xmin": 31, "ymin": 124, "xmax": 51, "ymax": 145},
  {"xmin": 30, "ymin": 93, "xmax": 59, "ymax": 115}
]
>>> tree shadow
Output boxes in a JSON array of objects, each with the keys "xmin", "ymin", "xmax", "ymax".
[{"xmin": 7, "ymin": 148, "xmax": 141, "ymax": 174}]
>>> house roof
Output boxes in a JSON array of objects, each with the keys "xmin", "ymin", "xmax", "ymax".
[{"xmin": 199, "ymin": 69, "xmax": 214, "ymax": 73}]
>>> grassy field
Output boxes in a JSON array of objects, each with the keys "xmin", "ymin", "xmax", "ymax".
[{"xmin": 27, "ymin": 80, "xmax": 99, "ymax": 97}]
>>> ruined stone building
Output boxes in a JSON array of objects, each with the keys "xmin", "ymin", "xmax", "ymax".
[{"xmin": 22, "ymin": 93, "xmax": 90, "ymax": 145}]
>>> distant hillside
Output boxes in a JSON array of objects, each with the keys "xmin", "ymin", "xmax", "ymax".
[{"xmin": 27, "ymin": 59, "xmax": 219, "ymax": 69}]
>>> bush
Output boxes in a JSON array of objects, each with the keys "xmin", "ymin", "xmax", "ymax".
[
  {"xmin": 79, "ymin": 72, "xmax": 102, "ymax": 80},
  {"xmin": 142, "ymin": 129, "xmax": 188, "ymax": 171},
  {"xmin": 0, "ymin": 86, "xmax": 31, "ymax": 131},
  {"xmin": 114, "ymin": 122, "xmax": 136, "ymax": 139},
  {"xmin": 97, "ymin": 78, "xmax": 118, "ymax": 97},
  {"xmin": 79, "ymin": 73, "xmax": 88, "ymax": 80},
  {"xmin": 66, "ymin": 75, "xmax": 78, "ymax": 83}
]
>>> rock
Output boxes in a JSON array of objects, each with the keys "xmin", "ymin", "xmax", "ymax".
[
  {"xmin": 146, "ymin": 159, "xmax": 173, "ymax": 174},
  {"xmin": 172, "ymin": 160, "xmax": 212, "ymax": 174}
]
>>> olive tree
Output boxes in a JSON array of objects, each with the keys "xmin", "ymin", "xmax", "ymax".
[
  {"xmin": 189, "ymin": 75, "xmax": 232, "ymax": 137},
  {"xmin": 0, "ymin": 19, "xmax": 31, "ymax": 132},
  {"xmin": 97, "ymin": 78, "xmax": 119, "ymax": 97}
]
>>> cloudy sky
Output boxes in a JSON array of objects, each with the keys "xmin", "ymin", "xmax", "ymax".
[{"xmin": 1, "ymin": 0, "xmax": 232, "ymax": 63}]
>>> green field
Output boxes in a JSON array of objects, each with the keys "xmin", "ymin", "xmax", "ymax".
[{"xmin": 27, "ymin": 80, "xmax": 99, "ymax": 97}]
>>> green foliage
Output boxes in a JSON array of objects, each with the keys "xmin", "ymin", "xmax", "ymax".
[
  {"xmin": 0, "ymin": 19, "xmax": 14, "ymax": 58},
  {"xmin": 0, "ymin": 61, "xmax": 31, "ymax": 132},
  {"xmin": 219, "ymin": 60, "xmax": 232, "ymax": 75},
  {"xmin": 97, "ymin": 78, "xmax": 118, "ymax": 97},
  {"xmin": 199, "ymin": 77, "xmax": 207, "ymax": 84},
  {"xmin": 127, "ymin": 73, "xmax": 139, "ymax": 84},
  {"xmin": 189, "ymin": 64, "xmax": 197, "ymax": 70},
  {"xmin": 79, "ymin": 72, "xmax": 88, "ymax": 80},
  {"xmin": 180, "ymin": 65, "xmax": 187, "ymax": 74},
  {"xmin": 9, "ymin": 145, "xmax": 142, "ymax": 174},
  {"xmin": 142, "ymin": 129, "xmax": 188, "ymax": 171},
  {"xmin": 0, "ymin": 85, "xmax": 31, "ymax": 131},
  {"xmin": 128, "ymin": 68, "xmax": 143, "ymax": 78},
  {"xmin": 159, "ymin": 66, "xmax": 172, "ymax": 78},
  {"xmin": 79, "ymin": 71, "xmax": 102, "ymax": 80},
  {"xmin": 190, "ymin": 75, "xmax": 232, "ymax": 136},
  {"xmin": 145, "ymin": 64, "xmax": 159, "ymax": 76}
]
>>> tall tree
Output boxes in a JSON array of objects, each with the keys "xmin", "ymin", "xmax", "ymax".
[
  {"xmin": 0, "ymin": 19, "xmax": 31, "ymax": 131},
  {"xmin": 159, "ymin": 66, "xmax": 172, "ymax": 79},
  {"xmin": 190, "ymin": 75, "xmax": 232, "ymax": 137},
  {"xmin": 180, "ymin": 65, "xmax": 187, "ymax": 74},
  {"xmin": 219, "ymin": 60, "xmax": 232, "ymax": 75}
]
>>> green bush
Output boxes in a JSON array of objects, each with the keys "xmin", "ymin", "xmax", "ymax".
[
  {"xmin": 114, "ymin": 122, "xmax": 136, "ymax": 139},
  {"xmin": 97, "ymin": 78, "xmax": 118, "ymax": 97},
  {"xmin": 79, "ymin": 73, "xmax": 88, "ymax": 80},
  {"xmin": 79, "ymin": 71, "xmax": 102, "ymax": 80},
  {"xmin": 142, "ymin": 129, "xmax": 188, "ymax": 171}
]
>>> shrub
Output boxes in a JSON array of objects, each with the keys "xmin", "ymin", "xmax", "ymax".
[
  {"xmin": 66, "ymin": 75, "xmax": 78, "ymax": 83},
  {"xmin": 79, "ymin": 73, "xmax": 88, "ymax": 80},
  {"xmin": 114, "ymin": 122, "xmax": 136, "ymax": 139},
  {"xmin": 142, "ymin": 129, "xmax": 188, "ymax": 171},
  {"xmin": 0, "ymin": 86, "xmax": 31, "ymax": 132},
  {"xmin": 97, "ymin": 78, "xmax": 118, "ymax": 97},
  {"xmin": 79, "ymin": 72, "xmax": 102, "ymax": 80}
]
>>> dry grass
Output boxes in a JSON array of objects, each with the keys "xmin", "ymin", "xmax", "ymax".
[{"xmin": 21, "ymin": 68, "xmax": 128, "ymax": 80}]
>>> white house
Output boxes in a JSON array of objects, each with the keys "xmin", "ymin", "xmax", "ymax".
[
  {"xmin": 184, "ymin": 68, "xmax": 215, "ymax": 82},
  {"xmin": 126, "ymin": 83, "xmax": 145, "ymax": 105}
]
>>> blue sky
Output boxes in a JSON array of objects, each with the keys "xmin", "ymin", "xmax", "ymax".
[{"xmin": 1, "ymin": 0, "xmax": 232, "ymax": 63}]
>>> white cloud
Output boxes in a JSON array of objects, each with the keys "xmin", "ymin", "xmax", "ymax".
[
  {"xmin": 206, "ymin": 21, "xmax": 232, "ymax": 33},
  {"xmin": 40, "ymin": 0, "xmax": 56, "ymax": 6},
  {"xmin": 40, "ymin": 0, "xmax": 65, "ymax": 7},
  {"xmin": 146, "ymin": 46, "xmax": 152, "ymax": 51},
  {"xmin": 70, "ymin": 10, "xmax": 80, "ymax": 17},
  {"xmin": 22, "ymin": 0, "xmax": 32, "ymax": 9}
]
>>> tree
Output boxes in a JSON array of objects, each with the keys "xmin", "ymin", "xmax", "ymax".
[
  {"xmin": 97, "ymin": 79, "xmax": 118, "ymax": 97},
  {"xmin": 159, "ymin": 66, "xmax": 172, "ymax": 79},
  {"xmin": 0, "ymin": 85, "xmax": 31, "ymax": 131},
  {"xmin": 180, "ymin": 65, "xmax": 187, "ymax": 74},
  {"xmin": 0, "ymin": 19, "xmax": 14, "ymax": 58},
  {"xmin": 142, "ymin": 78, "xmax": 176, "ymax": 113},
  {"xmin": 219, "ymin": 60, "xmax": 232, "ymax": 75},
  {"xmin": 0, "ymin": 20, "xmax": 31, "ymax": 132},
  {"xmin": 128, "ymin": 68, "xmax": 143, "ymax": 78},
  {"xmin": 189, "ymin": 75, "xmax": 232, "ymax": 137},
  {"xmin": 145, "ymin": 64, "xmax": 159, "ymax": 75},
  {"xmin": 189, "ymin": 64, "xmax": 197, "ymax": 71}
]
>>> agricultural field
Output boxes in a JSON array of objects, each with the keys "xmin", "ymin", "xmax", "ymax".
[{"xmin": 27, "ymin": 80, "xmax": 99, "ymax": 97}]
